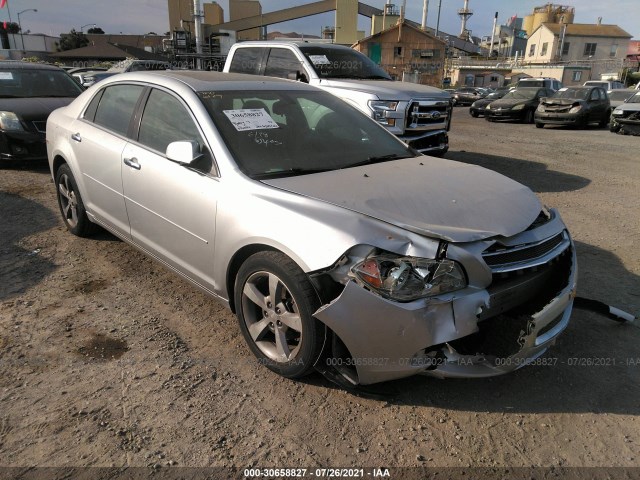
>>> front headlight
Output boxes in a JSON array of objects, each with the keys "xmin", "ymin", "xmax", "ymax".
[
  {"xmin": 512, "ymin": 104, "xmax": 525, "ymax": 111},
  {"xmin": 352, "ymin": 254, "xmax": 467, "ymax": 301},
  {"xmin": 612, "ymin": 108, "xmax": 623, "ymax": 117},
  {"xmin": 569, "ymin": 105, "xmax": 582, "ymax": 114},
  {"xmin": 486, "ymin": 104, "xmax": 492, "ymax": 110},
  {"xmin": 0, "ymin": 111, "xmax": 24, "ymax": 131},
  {"xmin": 537, "ymin": 104, "xmax": 546, "ymax": 112},
  {"xmin": 368, "ymin": 100, "xmax": 398, "ymax": 127}
]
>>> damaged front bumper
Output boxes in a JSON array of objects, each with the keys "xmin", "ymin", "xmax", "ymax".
[{"xmin": 314, "ymin": 218, "xmax": 577, "ymax": 385}]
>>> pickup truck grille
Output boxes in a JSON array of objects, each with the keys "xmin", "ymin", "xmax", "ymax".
[{"xmin": 405, "ymin": 100, "xmax": 450, "ymax": 131}]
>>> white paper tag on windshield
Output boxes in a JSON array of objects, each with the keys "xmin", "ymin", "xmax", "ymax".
[
  {"xmin": 309, "ymin": 55, "xmax": 331, "ymax": 65},
  {"xmin": 223, "ymin": 109, "xmax": 279, "ymax": 131},
  {"xmin": 0, "ymin": 72, "xmax": 14, "ymax": 80}
]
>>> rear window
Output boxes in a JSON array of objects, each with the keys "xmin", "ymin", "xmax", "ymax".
[{"xmin": 228, "ymin": 48, "xmax": 264, "ymax": 75}]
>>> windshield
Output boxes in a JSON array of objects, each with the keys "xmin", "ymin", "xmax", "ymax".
[
  {"xmin": 552, "ymin": 88, "xmax": 590, "ymax": 100},
  {"xmin": 503, "ymin": 89, "xmax": 538, "ymax": 100},
  {"xmin": 0, "ymin": 68, "xmax": 83, "ymax": 98},
  {"xmin": 627, "ymin": 92, "xmax": 640, "ymax": 104},
  {"xmin": 299, "ymin": 46, "xmax": 391, "ymax": 80},
  {"xmin": 199, "ymin": 90, "xmax": 414, "ymax": 179},
  {"xmin": 486, "ymin": 91, "xmax": 506, "ymax": 99}
]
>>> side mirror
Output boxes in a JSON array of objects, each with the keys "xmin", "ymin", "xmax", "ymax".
[
  {"xmin": 287, "ymin": 71, "xmax": 309, "ymax": 83},
  {"xmin": 166, "ymin": 140, "xmax": 202, "ymax": 165}
]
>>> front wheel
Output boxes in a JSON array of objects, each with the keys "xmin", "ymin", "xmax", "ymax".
[
  {"xmin": 535, "ymin": 122, "xmax": 544, "ymax": 129},
  {"xmin": 470, "ymin": 110, "xmax": 479, "ymax": 118},
  {"xmin": 55, "ymin": 164, "xmax": 97, "ymax": 237},
  {"xmin": 523, "ymin": 109, "xmax": 534, "ymax": 124},
  {"xmin": 235, "ymin": 251, "xmax": 325, "ymax": 378}
]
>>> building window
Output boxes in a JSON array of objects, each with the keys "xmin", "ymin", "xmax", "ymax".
[
  {"xmin": 583, "ymin": 43, "xmax": 597, "ymax": 56},
  {"xmin": 572, "ymin": 71, "xmax": 582, "ymax": 82},
  {"xmin": 541, "ymin": 42, "xmax": 548, "ymax": 56},
  {"xmin": 562, "ymin": 42, "xmax": 570, "ymax": 55},
  {"xmin": 394, "ymin": 46, "xmax": 403, "ymax": 57},
  {"xmin": 528, "ymin": 44, "xmax": 536, "ymax": 56},
  {"xmin": 490, "ymin": 76, "xmax": 498, "ymax": 82},
  {"xmin": 610, "ymin": 44, "xmax": 618, "ymax": 57}
]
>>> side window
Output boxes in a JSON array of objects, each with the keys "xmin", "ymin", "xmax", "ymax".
[
  {"xmin": 590, "ymin": 89, "xmax": 601, "ymax": 101},
  {"xmin": 138, "ymin": 89, "xmax": 204, "ymax": 155},
  {"xmin": 93, "ymin": 85, "xmax": 144, "ymax": 136},
  {"xmin": 83, "ymin": 89, "xmax": 104, "ymax": 122},
  {"xmin": 228, "ymin": 48, "xmax": 264, "ymax": 75},
  {"xmin": 264, "ymin": 48, "xmax": 306, "ymax": 80}
]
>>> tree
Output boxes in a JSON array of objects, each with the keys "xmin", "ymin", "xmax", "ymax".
[
  {"xmin": 58, "ymin": 29, "xmax": 89, "ymax": 51},
  {"xmin": 87, "ymin": 27, "xmax": 104, "ymax": 34},
  {"xmin": 0, "ymin": 22, "xmax": 21, "ymax": 34},
  {"xmin": 147, "ymin": 31, "xmax": 157, "ymax": 35}
]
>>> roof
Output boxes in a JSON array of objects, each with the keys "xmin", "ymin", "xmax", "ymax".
[
  {"xmin": 541, "ymin": 23, "xmax": 632, "ymax": 38},
  {"xmin": 353, "ymin": 20, "xmax": 445, "ymax": 46},
  {"xmin": 102, "ymin": 70, "xmax": 318, "ymax": 93},
  {"xmin": 0, "ymin": 61, "xmax": 63, "ymax": 71},
  {"xmin": 51, "ymin": 43, "xmax": 168, "ymax": 61}
]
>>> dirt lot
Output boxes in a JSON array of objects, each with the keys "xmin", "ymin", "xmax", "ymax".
[{"xmin": 1, "ymin": 110, "xmax": 639, "ymax": 478}]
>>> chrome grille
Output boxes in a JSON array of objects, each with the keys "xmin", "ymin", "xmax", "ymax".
[
  {"xmin": 406, "ymin": 100, "xmax": 449, "ymax": 130},
  {"xmin": 483, "ymin": 232, "xmax": 569, "ymax": 271}
]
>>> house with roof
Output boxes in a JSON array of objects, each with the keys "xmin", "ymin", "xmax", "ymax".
[
  {"xmin": 352, "ymin": 20, "xmax": 446, "ymax": 86},
  {"xmin": 521, "ymin": 21, "xmax": 632, "ymax": 84},
  {"xmin": 51, "ymin": 42, "xmax": 169, "ymax": 67}
]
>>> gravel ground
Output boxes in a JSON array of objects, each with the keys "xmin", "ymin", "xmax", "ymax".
[{"xmin": 0, "ymin": 109, "xmax": 639, "ymax": 478}]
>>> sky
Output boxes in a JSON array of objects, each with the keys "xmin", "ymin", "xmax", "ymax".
[{"xmin": 2, "ymin": 0, "xmax": 638, "ymax": 40}]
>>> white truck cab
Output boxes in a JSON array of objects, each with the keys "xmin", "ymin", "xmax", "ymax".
[{"xmin": 223, "ymin": 41, "xmax": 452, "ymax": 156}]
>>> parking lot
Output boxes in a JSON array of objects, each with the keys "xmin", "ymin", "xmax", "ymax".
[{"xmin": 0, "ymin": 109, "xmax": 639, "ymax": 474}]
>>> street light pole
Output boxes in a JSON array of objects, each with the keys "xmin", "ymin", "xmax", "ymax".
[{"xmin": 17, "ymin": 8, "xmax": 37, "ymax": 51}]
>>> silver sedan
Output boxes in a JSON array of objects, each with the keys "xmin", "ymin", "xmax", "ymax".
[{"xmin": 47, "ymin": 71, "xmax": 577, "ymax": 385}]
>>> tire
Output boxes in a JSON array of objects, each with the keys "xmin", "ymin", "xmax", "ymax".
[
  {"xmin": 235, "ymin": 251, "xmax": 325, "ymax": 379},
  {"xmin": 523, "ymin": 109, "xmax": 534, "ymax": 124},
  {"xmin": 55, "ymin": 164, "xmax": 98, "ymax": 237},
  {"xmin": 535, "ymin": 122, "xmax": 544, "ymax": 129},
  {"xmin": 470, "ymin": 110, "xmax": 479, "ymax": 118}
]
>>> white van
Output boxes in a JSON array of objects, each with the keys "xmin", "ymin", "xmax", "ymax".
[
  {"xmin": 583, "ymin": 80, "xmax": 625, "ymax": 90},
  {"xmin": 516, "ymin": 77, "xmax": 563, "ymax": 92}
]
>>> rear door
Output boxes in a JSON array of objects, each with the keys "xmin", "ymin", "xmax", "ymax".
[{"xmin": 121, "ymin": 87, "xmax": 219, "ymax": 288}]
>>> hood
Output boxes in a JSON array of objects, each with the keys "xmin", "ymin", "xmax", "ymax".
[
  {"xmin": 1, "ymin": 97, "xmax": 76, "ymax": 121},
  {"xmin": 318, "ymin": 78, "xmax": 450, "ymax": 101},
  {"xmin": 489, "ymin": 98, "xmax": 534, "ymax": 109},
  {"xmin": 541, "ymin": 98, "xmax": 583, "ymax": 106},
  {"xmin": 472, "ymin": 98, "xmax": 493, "ymax": 108},
  {"xmin": 616, "ymin": 103, "xmax": 640, "ymax": 112},
  {"xmin": 263, "ymin": 158, "xmax": 541, "ymax": 243}
]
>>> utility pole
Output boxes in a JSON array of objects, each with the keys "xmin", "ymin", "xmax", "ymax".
[{"xmin": 421, "ymin": 0, "xmax": 429, "ymax": 30}]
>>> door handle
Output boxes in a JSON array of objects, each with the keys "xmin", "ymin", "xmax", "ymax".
[
  {"xmin": 123, "ymin": 157, "xmax": 141, "ymax": 170},
  {"xmin": 71, "ymin": 133, "xmax": 82, "ymax": 142}
]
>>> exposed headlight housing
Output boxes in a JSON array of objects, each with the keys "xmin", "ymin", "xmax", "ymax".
[
  {"xmin": 537, "ymin": 104, "xmax": 546, "ymax": 112},
  {"xmin": 569, "ymin": 105, "xmax": 582, "ymax": 114},
  {"xmin": 611, "ymin": 108, "xmax": 623, "ymax": 117},
  {"xmin": 352, "ymin": 254, "xmax": 467, "ymax": 301},
  {"xmin": 512, "ymin": 104, "xmax": 525, "ymax": 111},
  {"xmin": 368, "ymin": 100, "xmax": 398, "ymax": 127},
  {"xmin": 0, "ymin": 111, "xmax": 24, "ymax": 131}
]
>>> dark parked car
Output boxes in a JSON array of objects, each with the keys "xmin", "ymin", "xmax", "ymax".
[
  {"xmin": 535, "ymin": 86, "xmax": 610, "ymax": 128},
  {"xmin": 1, "ymin": 61, "xmax": 83, "ymax": 164},
  {"xmin": 452, "ymin": 87, "xmax": 487, "ymax": 106},
  {"xmin": 469, "ymin": 89, "xmax": 509, "ymax": 117},
  {"xmin": 485, "ymin": 87, "xmax": 553, "ymax": 123}
]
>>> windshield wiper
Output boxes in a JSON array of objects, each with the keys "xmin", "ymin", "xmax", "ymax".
[
  {"xmin": 345, "ymin": 153, "xmax": 414, "ymax": 169},
  {"xmin": 253, "ymin": 168, "xmax": 331, "ymax": 179}
]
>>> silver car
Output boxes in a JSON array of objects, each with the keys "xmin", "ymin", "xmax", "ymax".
[{"xmin": 47, "ymin": 71, "xmax": 577, "ymax": 386}]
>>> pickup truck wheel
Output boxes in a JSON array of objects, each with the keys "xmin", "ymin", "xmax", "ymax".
[{"xmin": 235, "ymin": 251, "xmax": 325, "ymax": 379}]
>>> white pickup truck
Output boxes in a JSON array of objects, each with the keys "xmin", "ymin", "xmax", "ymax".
[{"xmin": 223, "ymin": 41, "xmax": 452, "ymax": 156}]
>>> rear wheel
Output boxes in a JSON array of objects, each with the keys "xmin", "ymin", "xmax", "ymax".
[
  {"xmin": 235, "ymin": 251, "xmax": 325, "ymax": 379},
  {"xmin": 55, "ymin": 164, "xmax": 98, "ymax": 237}
]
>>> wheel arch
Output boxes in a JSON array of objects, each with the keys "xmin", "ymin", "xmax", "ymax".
[{"xmin": 226, "ymin": 243, "xmax": 279, "ymax": 313}]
